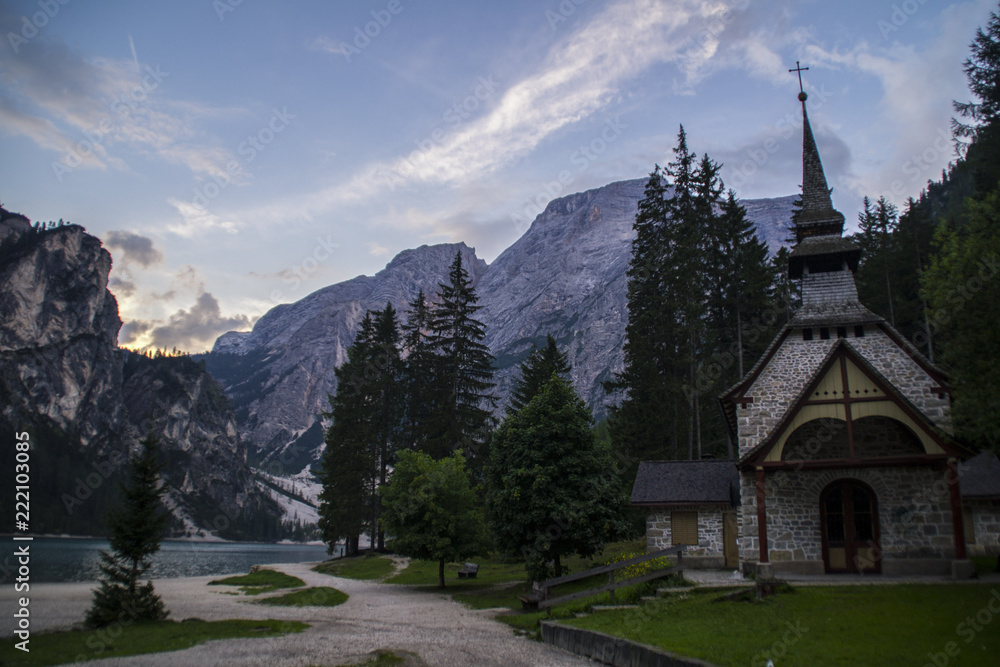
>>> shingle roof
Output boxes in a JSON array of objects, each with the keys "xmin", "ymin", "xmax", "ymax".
[
  {"xmin": 959, "ymin": 451, "xmax": 1000, "ymax": 499},
  {"xmin": 631, "ymin": 460, "xmax": 740, "ymax": 506}
]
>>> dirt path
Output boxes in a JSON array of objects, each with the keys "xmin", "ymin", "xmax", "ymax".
[{"xmin": 5, "ymin": 562, "xmax": 592, "ymax": 666}]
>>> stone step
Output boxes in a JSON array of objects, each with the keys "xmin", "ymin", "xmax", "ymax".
[{"xmin": 656, "ymin": 586, "xmax": 695, "ymax": 596}]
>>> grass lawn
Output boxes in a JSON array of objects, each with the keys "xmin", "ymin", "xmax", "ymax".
[
  {"xmin": 560, "ymin": 584, "xmax": 1000, "ymax": 667},
  {"xmin": 383, "ymin": 539, "xmax": 665, "ymax": 615},
  {"xmin": 973, "ymin": 555, "xmax": 1000, "ymax": 576},
  {"xmin": 313, "ymin": 554, "xmax": 396, "ymax": 580},
  {"xmin": 0, "ymin": 619, "xmax": 308, "ymax": 667},
  {"xmin": 258, "ymin": 586, "xmax": 349, "ymax": 607},
  {"xmin": 208, "ymin": 569, "xmax": 305, "ymax": 595}
]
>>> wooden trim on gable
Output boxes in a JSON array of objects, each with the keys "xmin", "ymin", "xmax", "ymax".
[
  {"xmin": 739, "ymin": 342, "xmax": 966, "ymax": 469},
  {"xmin": 875, "ymin": 322, "xmax": 950, "ymax": 393},
  {"xmin": 758, "ymin": 454, "xmax": 949, "ymax": 472}
]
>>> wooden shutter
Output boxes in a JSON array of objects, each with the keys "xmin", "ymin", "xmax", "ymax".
[{"xmin": 671, "ymin": 511, "xmax": 698, "ymax": 546}]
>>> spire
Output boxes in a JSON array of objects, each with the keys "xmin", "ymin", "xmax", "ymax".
[
  {"xmin": 784, "ymin": 64, "xmax": 878, "ymax": 327},
  {"xmin": 788, "ymin": 63, "xmax": 845, "ymax": 242}
]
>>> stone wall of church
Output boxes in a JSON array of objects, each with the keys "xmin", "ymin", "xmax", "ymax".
[
  {"xmin": 735, "ymin": 327, "xmax": 951, "ymax": 461},
  {"xmin": 967, "ymin": 499, "xmax": 1000, "ymax": 555},
  {"xmin": 738, "ymin": 466, "xmax": 959, "ymax": 566},
  {"xmin": 736, "ymin": 335, "xmax": 836, "ymax": 458},
  {"xmin": 849, "ymin": 331, "xmax": 951, "ymax": 429},
  {"xmin": 646, "ymin": 505, "xmax": 728, "ymax": 557}
]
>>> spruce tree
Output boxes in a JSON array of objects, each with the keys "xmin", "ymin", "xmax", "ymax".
[
  {"xmin": 426, "ymin": 252, "xmax": 495, "ymax": 462},
  {"xmin": 86, "ymin": 434, "xmax": 168, "ymax": 628},
  {"xmin": 854, "ymin": 196, "xmax": 899, "ymax": 326},
  {"xmin": 488, "ymin": 375, "xmax": 625, "ymax": 582},
  {"xmin": 508, "ymin": 334, "xmax": 571, "ymax": 414},
  {"xmin": 318, "ymin": 305, "xmax": 403, "ymax": 553},
  {"xmin": 369, "ymin": 304, "xmax": 404, "ymax": 550},
  {"xmin": 608, "ymin": 126, "xmax": 781, "ymax": 463},
  {"xmin": 401, "ymin": 290, "xmax": 437, "ymax": 452},
  {"xmin": 604, "ymin": 164, "xmax": 676, "ymax": 466},
  {"xmin": 318, "ymin": 313, "xmax": 376, "ymax": 556}
]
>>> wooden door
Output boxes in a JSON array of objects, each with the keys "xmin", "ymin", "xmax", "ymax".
[
  {"xmin": 723, "ymin": 511, "xmax": 739, "ymax": 569},
  {"xmin": 821, "ymin": 480, "xmax": 881, "ymax": 573}
]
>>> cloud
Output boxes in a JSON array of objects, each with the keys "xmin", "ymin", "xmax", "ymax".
[
  {"xmin": 108, "ymin": 276, "xmax": 138, "ymax": 299},
  {"xmin": 243, "ymin": 0, "xmax": 718, "ymax": 227},
  {"xmin": 104, "ymin": 230, "xmax": 164, "ymax": 268},
  {"xmin": 147, "ymin": 292, "xmax": 254, "ymax": 352},
  {"xmin": 119, "ymin": 319, "xmax": 152, "ymax": 346},
  {"xmin": 308, "ymin": 35, "xmax": 352, "ymax": 58},
  {"xmin": 368, "ymin": 242, "xmax": 390, "ymax": 256},
  {"xmin": 801, "ymin": 0, "xmax": 990, "ymax": 203},
  {"xmin": 0, "ymin": 17, "xmax": 241, "ymax": 180},
  {"xmin": 167, "ymin": 198, "xmax": 240, "ymax": 237}
]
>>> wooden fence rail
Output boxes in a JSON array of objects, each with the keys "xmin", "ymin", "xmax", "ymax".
[{"xmin": 524, "ymin": 544, "xmax": 687, "ymax": 610}]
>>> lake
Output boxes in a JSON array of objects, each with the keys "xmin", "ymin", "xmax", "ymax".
[{"xmin": 2, "ymin": 537, "xmax": 338, "ymax": 584}]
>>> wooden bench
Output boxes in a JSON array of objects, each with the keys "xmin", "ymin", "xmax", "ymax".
[
  {"xmin": 457, "ymin": 563, "xmax": 479, "ymax": 579},
  {"xmin": 518, "ymin": 593, "xmax": 541, "ymax": 611}
]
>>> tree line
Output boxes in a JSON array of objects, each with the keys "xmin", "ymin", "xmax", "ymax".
[
  {"xmin": 317, "ymin": 252, "xmax": 624, "ymax": 584},
  {"xmin": 604, "ymin": 126, "xmax": 792, "ymax": 469},
  {"xmin": 852, "ymin": 5, "xmax": 1000, "ymax": 453}
]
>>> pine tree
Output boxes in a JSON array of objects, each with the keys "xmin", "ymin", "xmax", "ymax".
[
  {"xmin": 854, "ymin": 196, "xmax": 899, "ymax": 326},
  {"xmin": 318, "ymin": 305, "xmax": 403, "ymax": 553},
  {"xmin": 318, "ymin": 313, "xmax": 378, "ymax": 556},
  {"xmin": 369, "ymin": 304, "xmax": 404, "ymax": 550},
  {"xmin": 923, "ymin": 188, "xmax": 1000, "ymax": 451},
  {"xmin": 487, "ymin": 375, "xmax": 625, "ymax": 582},
  {"xmin": 953, "ymin": 5, "xmax": 1000, "ymax": 143},
  {"xmin": 608, "ymin": 127, "xmax": 782, "ymax": 463},
  {"xmin": 703, "ymin": 190, "xmax": 777, "ymax": 457},
  {"xmin": 604, "ymin": 164, "xmax": 676, "ymax": 466},
  {"xmin": 508, "ymin": 334, "xmax": 571, "ymax": 414},
  {"xmin": 425, "ymin": 252, "xmax": 495, "ymax": 462},
  {"xmin": 401, "ymin": 290, "xmax": 437, "ymax": 452},
  {"xmin": 86, "ymin": 434, "xmax": 168, "ymax": 628}
]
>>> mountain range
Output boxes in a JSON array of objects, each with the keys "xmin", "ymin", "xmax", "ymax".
[
  {"xmin": 0, "ymin": 178, "xmax": 795, "ymax": 538},
  {"xmin": 204, "ymin": 178, "xmax": 797, "ymax": 477}
]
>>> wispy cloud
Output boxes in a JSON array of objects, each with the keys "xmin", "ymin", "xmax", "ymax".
[
  {"xmin": 0, "ymin": 19, "xmax": 242, "ymax": 180},
  {"xmin": 307, "ymin": 35, "xmax": 352, "ymax": 58},
  {"xmin": 802, "ymin": 0, "xmax": 990, "ymax": 202},
  {"xmin": 244, "ymin": 0, "xmax": 722, "ymax": 227}
]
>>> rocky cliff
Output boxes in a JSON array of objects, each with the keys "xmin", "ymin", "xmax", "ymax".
[
  {"xmin": 206, "ymin": 243, "xmax": 486, "ymax": 472},
  {"xmin": 205, "ymin": 179, "xmax": 797, "ymax": 475},
  {"xmin": 0, "ymin": 207, "xmax": 280, "ymax": 538}
]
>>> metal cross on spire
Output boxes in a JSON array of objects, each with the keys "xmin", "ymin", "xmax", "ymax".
[{"xmin": 789, "ymin": 61, "xmax": 809, "ymax": 101}]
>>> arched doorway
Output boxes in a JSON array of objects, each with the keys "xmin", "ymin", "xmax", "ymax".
[{"xmin": 820, "ymin": 480, "xmax": 881, "ymax": 574}]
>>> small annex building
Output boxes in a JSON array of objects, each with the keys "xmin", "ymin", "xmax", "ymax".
[
  {"xmin": 633, "ymin": 85, "xmax": 996, "ymax": 578},
  {"xmin": 959, "ymin": 452, "xmax": 1000, "ymax": 559},
  {"xmin": 632, "ymin": 460, "xmax": 741, "ymax": 569}
]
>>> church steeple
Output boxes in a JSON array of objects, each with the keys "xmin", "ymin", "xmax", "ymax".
[
  {"xmin": 791, "ymin": 69, "xmax": 845, "ymax": 242},
  {"xmin": 785, "ymin": 65, "xmax": 879, "ymax": 327}
]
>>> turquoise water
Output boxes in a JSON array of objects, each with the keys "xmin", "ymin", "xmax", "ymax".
[{"xmin": 1, "ymin": 537, "xmax": 334, "ymax": 583}]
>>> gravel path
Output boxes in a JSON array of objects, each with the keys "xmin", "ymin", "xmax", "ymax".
[{"xmin": 3, "ymin": 562, "xmax": 594, "ymax": 666}]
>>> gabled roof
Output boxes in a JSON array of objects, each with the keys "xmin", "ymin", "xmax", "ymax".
[
  {"xmin": 959, "ymin": 452, "xmax": 1000, "ymax": 499},
  {"xmin": 719, "ymin": 327, "xmax": 791, "ymax": 439},
  {"xmin": 631, "ymin": 460, "xmax": 740, "ymax": 506},
  {"xmin": 738, "ymin": 339, "xmax": 968, "ymax": 468}
]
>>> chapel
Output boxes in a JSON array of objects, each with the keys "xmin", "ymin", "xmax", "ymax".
[{"xmin": 633, "ymin": 81, "xmax": 1000, "ymax": 577}]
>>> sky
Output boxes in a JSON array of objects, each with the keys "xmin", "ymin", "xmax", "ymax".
[{"xmin": 0, "ymin": 0, "xmax": 995, "ymax": 352}]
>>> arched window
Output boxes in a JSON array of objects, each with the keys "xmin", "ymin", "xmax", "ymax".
[
  {"xmin": 852, "ymin": 416, "xmax": 924, "ymax": 457},
  {"xmin": 781, "ymin": 418, "xmax": 849, "ymax": 461}
]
